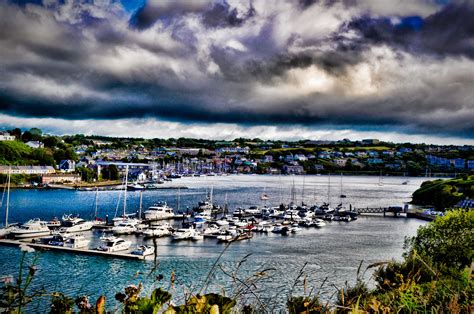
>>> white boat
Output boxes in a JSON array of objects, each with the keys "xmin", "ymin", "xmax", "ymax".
[
  {"xmin": 314, "ymin": 219, "xmax": 326, "ymax": 227},
  {"xmin": 112, "ymin": 221, "xmax": 137, "ymax": 235},
  {"xmin": 215, "ymin": 219, "xmax": 229, "ymax": 227},
  {"xmin": 97, "ymin": 236, "xmax": 131, "ymax": 252},
  {"xmin": 143, "ymin": 224, "xmax": 172, "ymax": 238},
  {"xmin": 46, "ymin": 218, "xmax": 61, "ymax": 229},
  {"xmin": 134, "ymin": 223, "xmax": 149, "ymax": 235},
  {"xmin": 60, "ymin": 215, "xmax": 94, "ymax": 233},
  {"xmin": 202, "ymin": 224, "xmax": 221, "ymax": 236},
  {"xmin": 172, "ymin": 228, "xmax": 201, "ymax": 241},
  {"xmin": 290, "ymin": 224, "xmax": 302, "ymax": 233},
  {"xmin": 11, "ymin": 219, "xmax": 51, "ymax": 239},
  {"xmin": 64, "ymin": 234, "xmax": 90, "ymax": 249},
  {"xmin": 131, "ymin": 245, "xmax": 155, "ymax": 256},
  {"xmin": 244, "ymin": 206, "xmax": 260, "ymax": 215},
  {"xmin": 0, "ymin": 169, "xmax": 14, "ymax": 238},
  {"xmin": 143, "ymin": 202, "xmax": 175, "ymax": 220}
]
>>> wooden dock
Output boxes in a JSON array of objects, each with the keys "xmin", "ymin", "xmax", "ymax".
[{"xmin": 0, "ymin": 239, "xmax": 145, "ymax": 260}]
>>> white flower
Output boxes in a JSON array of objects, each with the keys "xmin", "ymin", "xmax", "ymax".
[{"xmin": 19, "ymin": 244, "xmax": 35, "ymax": 253}]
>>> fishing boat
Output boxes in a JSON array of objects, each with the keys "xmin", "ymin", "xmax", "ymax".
[
  {"xmin": 97, "ymin": 236, "xmax": 131, "ymax": 252},
  {"xmin": 131, "ymin": 245, "xmax": 155, "ymax": 256},
  {"xmin": 10, "ymin": 219, "xmax": 51, "ymax": 239},
  {"xmin": 143, "ymin": 202, "xmax": 174, "ymax": 220}
]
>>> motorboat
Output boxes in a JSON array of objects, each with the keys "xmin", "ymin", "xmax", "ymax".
[
  {"xmin": 112, "ymin": 221, "xmax": 138, "ymax": 235},
  {"xmin": 172, "ymin": 228, "xmax": 201, "ymax": 241},
  {"xmin": 131, "ymin": 245, "xmax": 155, "ymax": 256},
  {"xmin": 314, "ymin": 219, "xmax": 326, "ymax": 227},
  {"xmin": 46, "ymin": 218, "xmax": 61, "ymax": 229},
  {"xmin": 97, "ymin": 236, "xmax": 131, "ymax": 252},
  {"xmin": 47, "ymin": 234, "xmax": 66, "ymax": 246},
  {"xmin": 143, "ymin": 224, "xmax": 172, "ymax": 238},
  {"xmin": 244, "ymin": 206, "xmax": 260, "ymax": 215},
  {"xmin": 202, "ymin": 224, "xmax": 222, "ymax": 237},
  {"xmin": 60, "ymin": 215, "xmax": 94, "ymax": 233},
  {"xmin": 143, "ymin": 202, "xmax": 175, "ymax": 220},
  {"xmin": 290, "ymin": 224, "xmax": 302, "ymax": 233},
  {"xmin": 134, "ymin": 223, "xmax": 149, "ymax": 235},
  {"xmin": 10, "ymin": 219, "xmax": 51, "ymax": 239},
  {"xmin": 64, "ymin": 234, "xmax": 90, "ymax": 249}
]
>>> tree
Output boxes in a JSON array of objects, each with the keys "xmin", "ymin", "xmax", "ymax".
[
  {"xmin": 405, "ymin": 209, "xmax": 474, "ymax": 269},
  {"xmin": 29, "ymin": 128, "xmax": 43, "ymax": 141},
  {"xmin": 43, "ymin": 136, "xmax": 59, "ymax": 148}
]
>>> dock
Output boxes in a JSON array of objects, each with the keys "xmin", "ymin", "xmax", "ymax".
[{"xmin": 0, "ymin": 239, "xmax": 145, "ymax": 260}]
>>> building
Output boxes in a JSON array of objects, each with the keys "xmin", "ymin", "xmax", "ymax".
[
  {"xmin": 59, "ymin": 159, "xmax": 76, "ymax": 173},
  {"xmin": 468, "ymin": 160, "xmax": 474, "ymax": 170},
  {"xmin": 282, "ymin": 165, "xmax": 305, "ymax": 175},
  {"xmin": 42, "ymin": 173, "xmax": 81, "ymax": 184},
  {"xmin": 0, "ymin": 132, "xmax": 15, "ymax": 141},
  {"xmin": 25, "ymin": 141, "xmax": 44, "ymax": 149},
  {"xmin": 333, "ymin": 158, "xmax": 347, "ymax": 167},
  {"xmin": 0, "ymin": 166, "xmax": 55, "ymax": 174},
  {"xmin": 451, "ymin": 158, "xmax": 465, "ymax": 169}
]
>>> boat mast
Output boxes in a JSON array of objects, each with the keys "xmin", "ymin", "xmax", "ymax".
[
  {"xmin": 177, "ymin": 187, "xmax": 180, "ymax": 212},
  {"xmin": 5, "ymin": 168, "xmax": 11, "ymax": 228},
  {"xmin": 138, "ymin": 190, "xmax": 143, "ymax": 219},
  {"xmin": 327, "ymin": 173, "xmax": 331, "ymax": 205},
  {"xmin": 94, "ymin": 186, "xmax": 99, "ymax": 218},
  {"xmin": 301, "ymin": 175, "xmax": 305, "ymax": 205},
  {"xmin": 340, "ymin": 173, "xmax": 343, "ymax": 197},
  {"xmin": 123, "ymin": 165, "xmax": 129, "ymax": 217}
]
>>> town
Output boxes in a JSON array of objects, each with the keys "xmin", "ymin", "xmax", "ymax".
[{"xmin": 0, "ymin": 127, "xmax": 473, "ymax": 186}]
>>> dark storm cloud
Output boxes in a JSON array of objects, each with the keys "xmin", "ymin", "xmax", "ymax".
[
  {"xmin": 346, "ymin": 2, "xmax": 474, "ymax": 58},
  {"xmin": 0, "ymin": 0, "xmax": 473, "ymax": 138}
]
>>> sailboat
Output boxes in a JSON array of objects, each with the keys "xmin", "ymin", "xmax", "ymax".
[
  {"xmin": 260, "ymin": 187, "xmax": 269, "ymax": 201},
  {"xmin": 339, "ymin": 173, "xmax": 347, "ymax": 198},
  {"xmin": 92, "ymin": 187, "xmax": 106, "ymax": 225},
  {"xmin": 112, "ymin": 166, "xmax": 140, "ymax": 232},
  {"xmin": 0, "ymin": 168, "xmax": 15, "ymax": 238},
  {"xmin": 378, "ymin": 170, "xmax": 384, "ymax": 186}
]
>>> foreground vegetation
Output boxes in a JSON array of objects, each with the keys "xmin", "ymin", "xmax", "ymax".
[
  {"xmin": 412, "ymin": 174, "xmax": 474, "ymax": 209},
  {"xmin": 0, "ymin": 209, "xmax": 472, "ymax": 313}
]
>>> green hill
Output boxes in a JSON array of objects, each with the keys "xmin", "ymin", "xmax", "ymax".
[{"xmin": 412, "ymin": 175, "xmax": 474, "ymax": 209}]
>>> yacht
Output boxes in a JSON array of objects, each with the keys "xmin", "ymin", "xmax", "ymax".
[
  {"xmin": 244, "ymin": 206, "xmax": 260, "ymax": 216},
  {"xmin": 60, "ymin": 215, "xmax": 94, "ymax": 233},
  {"xmin": 143, "ymin": 224, "xmax": 172, "ymax": 238},
  {"xmin": 11, "ymin": 219, "xmax": 50, "ymax": 239},
  {"xmin": 143, "ymin": 202, "xmax": 175, "ymax": 220},
  {"xmin": 131, "ymin": 245, "xmax": 155, "ymax": 256},
  {"xmin": 64, "ymin": 234, "xmax": 90, "ymax": 249},
  {"xmin": 112, "ymin": 221, "xmax": 137, "ymax": 235},
  {"xmin": 97, "ymin": 236, "xmax": 131, "ymax": 252},
  {"xmin": 171, "ymin": 228, "xmax": 202, "ymax": 241}
]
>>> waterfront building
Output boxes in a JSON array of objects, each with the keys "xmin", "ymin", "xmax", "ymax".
[
  {"xmin": 0, "ymin": 165, "xmax": 55, "ymax": 174},
  {"xmin": 42, "ymin": 173, "xmax": 82, "ymax": 184},
  {"xmin": 0, "ymin": 132, "xmax": 15, "ymax": 141}
]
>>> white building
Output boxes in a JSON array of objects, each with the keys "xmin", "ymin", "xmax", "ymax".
[{"xmin": 0, "ymin": 132, "xmax": 15, "ymax": 141}]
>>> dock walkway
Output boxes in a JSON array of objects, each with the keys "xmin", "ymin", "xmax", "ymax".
[{"xmin": 0, "ymin": 239, "xmax": 145, "ymax": 260}]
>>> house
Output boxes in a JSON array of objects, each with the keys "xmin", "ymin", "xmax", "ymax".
[
  {"xmin": 59, "ymin": 159, "xmax": 76, "ymax": 173},
  {"xmin": 0, "ymin": 166, "xmax": 55, "ymax": 174},
  {"xmin": 367, "ymin": 158, "xmax": 384, "ymax": 165},
  {"xmin": 398, "ymin": 147, "xmax": 413, "ymax": 154},
  {"xmin": 25, "ymin": 141, "xmax": 44, "ymax": 149},
  {"xmin": 42, "ymin": 173, "xmax": 81, "ymax": 184},
  {"xmin": 333, "ymin": 158, "xmax": 347, "ymax": 167},
  {"xmin": 294, "ymin": 154, "xmax": 307, "ymax": 161},
  {"xmin": 282, "ymin": 165, "xmax": 305, "ymax": 175},
  {"xmin": 285, "ymin": 155, "xmax": 294, "ymax": 162},
  {"xmin": 451, "ymin": 158, "xmax": 465, "ymax": 169},
  {"xmin": 263, "ymin": 155, "xmax": 273, "ymax": 163},
  {"xmin": 368, "ymin": 151, "xmax": 379, "ymax": 157},
  {"xmin": 318, "ymin": 152, "xmax": 331, "ymax": 159},
  {"xmin": 356, "ymin": 151, "xmax": 367, "ymax": 158},
  {"xmin": 313, "ymin": 164, "xmax": 324, "ymax": 171},
  {"xmin": 0, "ymin": 132, "xmax": 15, "ymax": 141}
]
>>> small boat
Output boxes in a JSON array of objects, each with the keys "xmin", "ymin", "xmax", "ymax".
[
  {"xmin": 127, "ymin": 183, "xmax": 146, "ymax": 191},
  {"xmin": 290, "ymin": 224, "xmax": 302, "ymax": 233},
  {"xmin": 97, "ymin": 236, "xmax": 131, "ymax": 252},
  {"xmin": 131, "ymin": 245, "xmax": 155, "ymax": 256},
  {"xmin": 47, "ymin": 234, "xmax": 66, "ymax": 246},
  {"xmin": 11, "ymin": 219, "xmax": 51, "ymax": 239},
  {"xmin": 260, "ymin": 193, "xmax": 269, "ymax": 201},
  {"xmin": 172, "ymin": 228, "xmax": 201, "ymax": 241},
  {"xmin": 314, "ymin": 219, "xmax": 326, "ymax": 227},
  {"xmin": 64, "ymin": 234, "xmax": 90, "ymax": 249}
]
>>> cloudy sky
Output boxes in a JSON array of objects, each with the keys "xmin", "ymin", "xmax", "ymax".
[{"xmin": 0, "ymin": 0, "xmax": 473, "ymax": 144}]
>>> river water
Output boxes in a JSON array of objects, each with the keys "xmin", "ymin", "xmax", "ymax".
[{"xmin": 0, "ymin": 175, "xmax": 427, "ymax": 311}]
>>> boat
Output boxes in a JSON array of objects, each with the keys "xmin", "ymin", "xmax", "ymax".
[
  {"xmin": 143, "ymin": 202, "xmax": 175, "ymax": 220},
  {"xmin": 112, "ymin": 221, "xmax": 138, "ymax": 235},
  {"xmin": 0, "ymin": 169, "xmax": 15, "ymax": 238},
  {"xmin": 244, "ymin": 206, "xmax": 260, "ymax": 216},
  {"xmin": 131, "ymin": 245, "xmax": 155, "ymax": 256},
  {"xmin": 60, "ymin": 215, "xmax": 94, "ymax": 233},
  {"xmin": 97, "ymin": 236, "xmax": 131, "ymax": 252},
  {"xmin": 127, "ymin": 183, "xmax": 145, "ymax": 191},
  {"xmin": 171, "ymin": 228, "xmax": 201, "ymax": 241},
  {"xmin": 46, "ymin": 217, "xmax": 61, "ymax": 229},
  {"xmin": 290, "ymin": 224, "xmax": 302, "ymax": 233},
  {"xmin": 47, "ymin": 234, "xmax": 66, "ymax": 246},
  {"xmin": 64, "ymin": 234, "xmax": 90, "ymax": 249},
  {"xmin": 143, "ymin": 223, "xmax": 172, "ymax": 238},
  {"xmin": 10, "ymin": 219, "xmax": 51, "ymax": 239},
  {"xmin": 314, "ymin": 219, "xmax": 326, "ymax": 227}
]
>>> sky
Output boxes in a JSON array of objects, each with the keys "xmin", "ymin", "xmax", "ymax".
[{"xmin": 0, "ymin": 0, "xmax": 473, "ymax": 144}]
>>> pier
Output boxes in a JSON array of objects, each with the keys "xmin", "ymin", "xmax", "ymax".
[
  {"xmin": 353, "ymin": 206, "xmax": 406, "ymax": 217},
  {"xmin": 0, "ymin": 239, "xmax": 145, "ymax": 260}
]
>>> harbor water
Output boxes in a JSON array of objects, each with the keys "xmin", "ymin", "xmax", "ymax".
[{"xmin": 0, "ymin": 175, "xmax": 428, "ymax": 310}]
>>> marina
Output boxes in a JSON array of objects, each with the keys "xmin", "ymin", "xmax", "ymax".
[{"xmin": 0, "ymin": 175, "xmax": 430, "ymax": 309}]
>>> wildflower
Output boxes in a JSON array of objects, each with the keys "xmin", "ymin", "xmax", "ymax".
[{"xmin": 19, "ymin": 244, "xmax": 35, "ymax": 253}]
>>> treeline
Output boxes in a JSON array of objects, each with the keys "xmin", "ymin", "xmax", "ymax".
[{"xmin": 412, "ymin": 174, "xmax": 474, "ymax": 209}]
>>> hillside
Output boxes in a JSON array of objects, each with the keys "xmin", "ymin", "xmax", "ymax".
[{"xmin": 412, "ymin": 174, "xmax": 474, "ymax": 209}]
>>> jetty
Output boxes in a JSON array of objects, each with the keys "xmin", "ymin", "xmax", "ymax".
[
  {"xmin": 0, "ymin": 239, "xmax": 145, "ymax": 260},
  {"xmin": 353, "ymin": 206, "xmax": 407, "ymax": 217}
]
